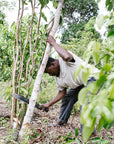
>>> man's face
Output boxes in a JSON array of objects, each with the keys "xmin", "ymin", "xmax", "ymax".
[{"xmin": 45, "ymin": 61, "xmax": 60, "ymax": 77}]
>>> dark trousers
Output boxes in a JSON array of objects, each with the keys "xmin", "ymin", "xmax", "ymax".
[{"xmin": 59, "ymin": 77, "xmax": 96, "ymax": 125}]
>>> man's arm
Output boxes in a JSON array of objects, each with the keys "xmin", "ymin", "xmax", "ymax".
[
  {"xmin": 47, "ymin": 36, "xmax": 75, "ymax": 62},
  {"xmin": 41, "ymin": 88, "xmax": 66, "ymax": 110}
]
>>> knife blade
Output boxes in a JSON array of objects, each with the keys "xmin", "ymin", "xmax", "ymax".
[{"xmin": 12, "ymin": 94, "xmax": 49, "ymax": 112}]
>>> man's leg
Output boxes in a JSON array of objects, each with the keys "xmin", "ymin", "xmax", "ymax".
[{"xmin": 59, "ymin": 85, "xmax": 84, "ymax": 125}]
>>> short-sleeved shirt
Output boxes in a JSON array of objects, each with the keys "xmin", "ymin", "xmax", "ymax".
[{"xmin": 55, "ymin": 51, "xmax": 99, "ymax": 91}]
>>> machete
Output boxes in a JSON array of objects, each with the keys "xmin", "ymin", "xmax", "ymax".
[{"xmin": 12, "ymin": 94, "xmax": 49, "ymax": 112}]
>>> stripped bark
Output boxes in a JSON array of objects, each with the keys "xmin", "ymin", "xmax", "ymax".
[{"xmin": 19, "ymin": 0, "xmax": 64, "ymax": 136}]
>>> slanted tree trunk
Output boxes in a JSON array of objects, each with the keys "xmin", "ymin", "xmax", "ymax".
[{"xmin": 19, "ymin": 0, "xmax": 64, "ymax": 137}]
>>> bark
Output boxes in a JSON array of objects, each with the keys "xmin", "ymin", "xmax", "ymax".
[
  {"xmin": 20, "ymin": 0, "xmax": 35, "ymax": 81},
  {"xmin": 11, "ymin": 0, "xmax": 22, "ymax": 125},
  {"xmin": 11, "ymin": 0, "xmax": 25, "ymax": 127},
  {"xmin": 19, "ymin": 0, "xmax": 64, "ymax": 136},
  {"xmin": 26, "ymin": 6, "xmax": 42, "ymax": 79}
]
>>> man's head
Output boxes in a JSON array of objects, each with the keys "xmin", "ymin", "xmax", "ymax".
[{"xmin": 45, "ymin": 57, "xmax": 60, "ymax": 77}]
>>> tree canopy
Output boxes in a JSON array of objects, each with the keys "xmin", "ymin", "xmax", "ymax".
[{"xmin": 61, "ymin": 0, "xmax": 98, "ymax": 43}]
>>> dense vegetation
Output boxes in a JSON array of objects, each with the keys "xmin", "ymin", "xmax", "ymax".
[
  {"xmin": 61, "ymin": 0, "xmax": 98, "ymax": 43},
  {"xmin": 0, "ymin": 0, "xmax": 114, "ymax": 142}
]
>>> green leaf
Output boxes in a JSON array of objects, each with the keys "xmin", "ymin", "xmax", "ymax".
[
  {"xmin": 80, "ymin": 105, "xmax": 88, "ymax": 124},
  {"xmin": 41, "ymin": 12, "xmax": 47, "ymax": 22},
  {"xmin": 102, "ymin": 64, "xmax": 112, "ymax": 72},
  {"xmin": 90, "ymin": 137, "xmax": 101, "ymax": 143},
  {"xmin": 66, "ymin": 139, "xmax": 74, "ymax": 143},
  {"xmin": 103, "ymin": 121, "xmax": 114, "ymax": 129},
  {"xmin": 101, "ymin": 139, "xmax": 111, "ymax": 143},
  {"xmin": 82, "ymin": 104, "xmax": 96, "ymax": 127},
  {"xmin": 107, "ymin": 2, "xmax": 113, "ymax": 11},
  {"xmin": 106, "ymin": 0, "xmax": 110, "ymax": 7},
  {"xmin": 107, "ymin": 30, "xmax": 114, "ymax": 37},
  {"xmin": 97, "ymin": 74, "xmax": 107, "ymax": 87},
  {"xmin": 68, "ymin": 132, "xmax": 72, "ymax": 136},
  {"xmin": 92, "ymin": 42, "xmax": 100, "ymax": 64},
  {"xmin": 23, "ymin": 1, "xmax": 28, "ymax": 5},
  {"xmin": 74, "ymin": 65, "xmax": 83, "ymax": 81},
  {"xmin": 91, "ymin": 105, "xmax": 102, "ymax": 117},
  {"xmin": 93, "ymin": 42, "xmax": 100, "ymax": 53},
  {"xmin": 107, "ymin": 72, "xmax": 114, "ymax": 80},
  {"xmin": 97, "ymin": 117, "xmax": 104, "ymax": 132},
  {"xmin": 97, "ymin": 0, "xmax": 101, "ymax": 3},
  {"xmin": 93, "ymin": 52, "xmax": 99, "ymax": 65},
  {"xmin": 53, "ymin": 0, "xmax": 58, "ymax": 8},
  {"xmin": 85, "ymin": 41, "xmax": 100, "ymax": 64},
  {"xmin": 39, "ymin": 0, "xmax": 49, "ymax": 8},
  {"xmin": 75, "ymin": 128, "xmax": 79, "ymax": 136},
  {"xmin": 102, "ymin": 106, "xmax": 113, "ymax": 122},
  {"xmin": 33, "ymin": 53, "xmax": 37, "ymax": 59},
  {"xmin": 82, "ymin": 119, "xmax": 96, "ymax": 142},
  {"xmin": 87, "ymin": 82, "xmax": 98, "ymax": 94},
  {"xmin": 109, "ymin": 83, "xmax": 114, "ymax": 100},
  {"xmin": 78, "ymin": 88, "xmax": 88, "ymax": 105},
  {"xmin": 59, "ymin": 16, "xmax": 63, "ymax": 26},
  {"xmin": 83, "ymin": 50, "xmax": 92, "ymax": 63},
  {"xmin": 82, "ymin": 68, "xmax": 90, "ymax": 85},
  {"xmin": 20, "ymin": 87, "xmax": 28, "ymax": 95},
  {"xmin": 39, "ymin": 0, "xmax": 44, "ymax": 7},
  {"xmin": 88, "ymin": 41, "xmax": 96, "ymax": 51},
  {"xmin": 96, "ymin": 14, "xmax": 105, "ymax": 29},
  {"xmin": 75, "ymin": 138, "xmax": 81, "ymax": 144},
  {"xmin": 108, "ymin": 17, "xmax": 114, "ymax": 25}
]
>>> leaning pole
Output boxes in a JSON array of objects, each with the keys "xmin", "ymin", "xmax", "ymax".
[{"xmin": 19, "ymin": 0, "xmax": 64, "ymax": 137}]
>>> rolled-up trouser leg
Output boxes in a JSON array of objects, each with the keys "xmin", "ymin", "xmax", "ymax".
[{"xmin": 59, "ymin": 85, "xmax": 84, "ymax": 124}]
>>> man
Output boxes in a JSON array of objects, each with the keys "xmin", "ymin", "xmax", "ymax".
[{"xmin": 41, "ymin": 35, "xmax": 99, "ymax": 126}]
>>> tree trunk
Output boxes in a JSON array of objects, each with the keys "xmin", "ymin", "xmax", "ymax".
[{"xmin": 19, "ymin": 0, "xmax": 64, "ymax": 136}]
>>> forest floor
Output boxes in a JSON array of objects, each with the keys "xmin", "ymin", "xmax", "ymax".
[{"xmin": 0, "ymin": 98, "xmax": 114, "ymax": 144}]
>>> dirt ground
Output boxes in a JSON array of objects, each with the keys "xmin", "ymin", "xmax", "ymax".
[{"xmin": 0, "ymin": 99, "xmax": 114, "ymax": 144}]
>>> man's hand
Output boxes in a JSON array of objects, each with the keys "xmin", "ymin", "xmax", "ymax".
[
  {"xmin": 47, "ymin": 35, "xmax": 56, "ymax": 46},
  {"xmin": 47, "ymin": 36, "xmax": 75, "ymax": 62},
  {"xmin": 40, "ymin": 103, "xmax": 50, "ymax": 112}
]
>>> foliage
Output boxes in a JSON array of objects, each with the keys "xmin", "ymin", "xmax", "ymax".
[
  {"xmin": 61, "ymin": 0, "xmax": 98, "ymax": 43},
  {"xmin": 0, "ymin": 22, "xmax": 13, "ymax": 81},
  {"xmin": 0, "ymin": 117, "xmax": 9, "ymax": 127},
  {"xmin": 0, "ymin": 1, "xmax": 16, "ymax": 81},
  {"xmin": 105, "ymin": 0, "xmax": 114, "ymax": 11},
  {"xmin": 74, "ymin": 0, "xmax": 114, "ymax": 142},
  {"xmin": 57, "ymin": 128, "xmax": 111, "ymax": 143},
  {"xmin": 0, "ymin": 0, "xmax": 60, "ymax": 129},
  {"xmin": 63, "ymin": 0, "xmax": 98, "ymax": 22},
  {"xmin": 61, "ymin": 17, "xmax": 101, "ymax": 58},
  {"xmin": 0, "ymin": 0, "xmax": 16, "ymax": 11},
  {"xmin": 38, "ymin": 74, "xmax": 57, "ymax": 103},
  {"xmin": 0, "ymin": 0, "xmax": 113, "ymax": 142},
  {"xmin": 1, "ymin": 129, "xmax": 19, "ymax": 144},
  {"xmin": 0, "ymin": 10, "xmax": 5, "ymax": 24},
  {"xmin": 10, "ymin": 0, "xmax": 65, "ymax": 130}
]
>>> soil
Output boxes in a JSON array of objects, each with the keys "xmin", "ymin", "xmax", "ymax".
[{"xmin": 0, "ymin": 99, "xmax": 114, "ymax": 144}]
